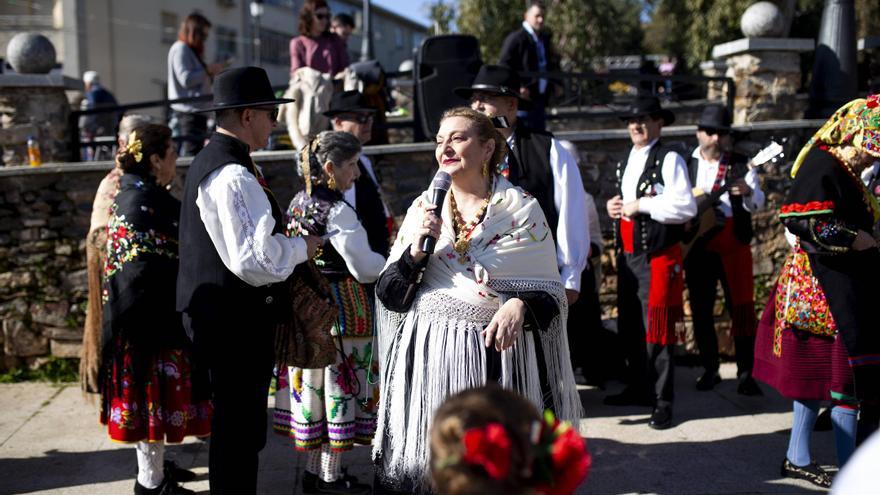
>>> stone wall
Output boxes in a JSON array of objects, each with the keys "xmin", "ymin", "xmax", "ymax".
[{"xmin": 0, "ymin": 120, "xmax": 823, "ymax": 370}]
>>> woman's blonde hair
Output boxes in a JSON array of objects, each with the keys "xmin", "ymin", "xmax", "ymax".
[
  {"xmin": 430, "ymin": 385, "xmax": 538, "ymax": 495},
  {"xmin": 439, "ymin": 107, "xmax": 508, "ymax": 174}
]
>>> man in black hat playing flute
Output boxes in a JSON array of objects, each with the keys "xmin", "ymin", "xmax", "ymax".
[
  {"xmin": 455, "ymin": 64, "xmax": 590, "ymax": 405},
  {"xmin": 683, "ymin": 105, "xmax": 765, "ymax": 396},
  {"xmin": 604, "ymin": 96, "xmax": 696, "ymax": 430},
  {"xmin": 176, "ymin": 67, "xmax": 322, "ymax": 494}
]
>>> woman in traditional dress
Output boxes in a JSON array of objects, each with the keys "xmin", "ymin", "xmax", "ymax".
[
  {"xmin": 100, "ymin": 123, "xmax": 211, "ymax": 495},
  {"xmin": 274, "ymin": 131, "xmax": 385, "ymax": 495},
  {"xmin": 372, "ymin": 107, "xmax": 581, "ymax": 492},
  {"xmin": 754, "ymin": 94, "xmax": 880, "ymax": 487}
]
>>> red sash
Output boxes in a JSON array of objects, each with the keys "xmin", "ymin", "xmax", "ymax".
[
  {"xmin": 646, "ymin": 244, "xmax": 685, "ymax": 345},
  {"xmin": 704, "ymin": 218, "xmax": 757, "ymax": 337},
  {"xmin": 620, "ymin": 218, "xmax": 635, "ymax": 254}
]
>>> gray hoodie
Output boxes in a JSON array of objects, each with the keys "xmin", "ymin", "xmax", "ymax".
[{"xmin": 167, "ymin": 40, "xmax": 210, "ymax": 113}]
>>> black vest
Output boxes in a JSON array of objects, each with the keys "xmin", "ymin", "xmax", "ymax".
[
  {"xmin": 507, "ymin": 126, "xmax": 559, "ymax": 233},
  {"xmin": 686, "ymin": 151, "xmax": 754, "ymax": 245},
  {"xmin": 354, "ymin": 158, "xmax": 390, "ymax": 256},
  {"xmin": 176, "ymin": 132, "xmax": 290, "ymax": 323},
  {"xmin": 616, "ymin": 141, "xmax": 684, "ymax": 255}
]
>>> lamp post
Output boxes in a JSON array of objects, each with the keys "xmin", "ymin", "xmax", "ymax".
[
  {"xmin": 360, "ymin": 0, "xmax": 373, "ymax": 61},
  {"xmin": 250, "ymin": 0, "xmax": 264, "ymax": 64}
]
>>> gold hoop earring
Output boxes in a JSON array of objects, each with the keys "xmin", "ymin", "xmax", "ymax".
[{"xmin": 327, "ymin": 174, "xmax": 337, "ymax": 190}]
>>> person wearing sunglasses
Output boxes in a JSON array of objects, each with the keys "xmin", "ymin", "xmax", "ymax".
[
  {"xmin": 290, "ymin": 0, "xmax": 350, "ymax": 78},
  {"xmin": 683, "ymin": 105, "xmax": 766, "ymax": 398},
  {"xmin": 324, "ymin": 90, "xmax": 394, "ymax": 258}
]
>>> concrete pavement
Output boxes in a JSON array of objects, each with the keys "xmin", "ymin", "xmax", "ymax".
[{"xmin": 0, "ymin": 363, "xmax": 832, "ymax": 494}]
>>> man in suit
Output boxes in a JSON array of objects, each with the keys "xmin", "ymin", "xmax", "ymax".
[
  {"xmin": 684, "ymin": 105, "xmax": 765, "ymax": 396},
  {"xmin": 325, "ymin": 90, "xmax": 393, "ymax": 256},
  {"xmin": 177, "ymin": 67, "xmax": 321, "ymax": 495},
  {"xmin": 499, "ymin": 0, "xmax": 555, "ymax": 131}
]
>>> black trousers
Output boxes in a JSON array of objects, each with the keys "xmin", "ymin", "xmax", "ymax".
[
  {"xmin": 175, "ymin": 112, "xmax": 208, "ymax": 157},
  {"xmin": 184, "ymin": 313, "xmax": 275, "ymax": 495},
  {"xmin": 617, "ymin": 252, "xmax": 675, "ymax": 404},
  {"xmin": 683, "ymin": 245, "xmax": 755, "ymax": 378}
]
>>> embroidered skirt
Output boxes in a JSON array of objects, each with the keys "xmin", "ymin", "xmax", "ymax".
[
  {"xmin": 754, "ymin": 286, "xmax": 855, "ymax": 403},
  {"xmin": 100, "ymin": 342, "xmax": 212, "ymax": 443},
  {"xmin": 274, "ymin": 278, "xmax": 378, "ymax": 451}
]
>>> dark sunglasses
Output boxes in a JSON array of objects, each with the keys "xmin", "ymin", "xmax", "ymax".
[
  {"xmin": 252, "ymin": 107, "xmax": 279, "ymax": 121},
  {"xmin": 340, "ymin": 113, "xmax": 373, "ymax": 124},
  {"xmin": 315, "ymin": 13, "xmax": 330, "ymax": 20},
  {"xmin": 698, "ymin": 127, "xmax": 729, "ymax": 137}
]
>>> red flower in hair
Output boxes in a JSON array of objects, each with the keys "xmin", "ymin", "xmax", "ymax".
[
  {"xmin": 461, "ymin": 423, "xmax": 512, "ymax": 480},
  {"xmin": 867, "ymin": 95, "xmax": 880, "ymax": 109},
  {"xmin": 533, "ymin": 412, "xmax": 591, "ymax": 495}
]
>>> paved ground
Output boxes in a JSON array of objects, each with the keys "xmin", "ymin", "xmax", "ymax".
[{"xmin": 0, "ymin": 362, "xmax": 835, "ymax": 494}]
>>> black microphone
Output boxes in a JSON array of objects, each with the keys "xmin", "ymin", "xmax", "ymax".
[{"xmin": 420, "ymin": 170, "xmax": 452, "ymax": 254}]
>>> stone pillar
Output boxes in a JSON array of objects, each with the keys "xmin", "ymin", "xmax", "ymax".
[
  {"xmin": 0, "ymin": 33, "xmax": 82, "ymax": 166},
  {"xmin": 699, "ymin": 60, "xmax": 728, "ymax": 102}
]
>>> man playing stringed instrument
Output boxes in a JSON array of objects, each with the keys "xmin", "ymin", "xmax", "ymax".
[{"xmin": 683, "ymin": 105, "xmax": 766, "ymax": 396}]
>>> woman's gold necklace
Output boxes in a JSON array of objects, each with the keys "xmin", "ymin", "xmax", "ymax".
[{"xmin": 449, "ymin": 181, "xmax": 493, "ymax": 263}]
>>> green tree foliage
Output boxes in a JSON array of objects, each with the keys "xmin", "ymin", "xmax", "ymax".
[
  {"xmin": 425, "ymin": 0, "xmax": 457, "ymax": 36},
  {"xmin": 457, "ymin": 0, "xmax": 643, "ymax": 72}
]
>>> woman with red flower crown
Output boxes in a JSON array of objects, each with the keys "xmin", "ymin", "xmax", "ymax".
[
  {"xmin": 430, "ymin": 385, "xmax": 590, "ymax": 495},
  {"xmin": 272, "ymin": 131, "xmax": 386, "ymax": 495},
  {"xmin": 753, "ymin": 94, "xmax": 880, "ymax": 488},
  {"xmin": 99, "ymin": 123, "xmax": 212, "ymax": 495}
]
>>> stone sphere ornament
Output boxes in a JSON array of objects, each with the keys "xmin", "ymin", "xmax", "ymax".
[
  {"xmin": 740, "ymin": 1, "xmax": 786, "ymax": 38},
  {"xmin": 6, "ymin": 32, "xmax": 57, "ymax": 74}
]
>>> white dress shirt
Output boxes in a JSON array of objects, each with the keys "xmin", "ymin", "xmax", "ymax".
[
  {"xmin": 622, "ymin": 139, "xmax": 696, "ymax": 224},
  {"xmin": 196, "ymin": 164, "xmax": 308, "ymax": 287},
  {"xmin": 690, "ymin": 147, "xmax": 765, "ymax": 216},
  {"xmin": 507, "ymin": 134, "xmax": 590, "ymax": 292},
  {"xmin": 343, "ymin": 153, "xmax": 391, "ymax": 218},
  {"xmin": 325, "ymin": 202, "xmax": 386, "ymax": 284}
]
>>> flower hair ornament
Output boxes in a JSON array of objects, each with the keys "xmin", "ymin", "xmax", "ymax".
[
  {"xmin": 531, "ymin": 411, "xmax": 591, "ymax": 495},
  {"xmin": 435, "ymin": 412, "xmax": 591, "ymax": 494},
  {"xmin": 124, "ymin": 131, "xmax": 143, "ymax": 163}
]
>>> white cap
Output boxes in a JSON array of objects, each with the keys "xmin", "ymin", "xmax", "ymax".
[{"xmin": 83, "ymin": 70, "xmax": 99, "ymax": 85}]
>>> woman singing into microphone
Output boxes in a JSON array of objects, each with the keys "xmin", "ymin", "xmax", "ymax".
[{"xmin": 371, "ymin": 107, "xmax": 581, "ymax": 493}]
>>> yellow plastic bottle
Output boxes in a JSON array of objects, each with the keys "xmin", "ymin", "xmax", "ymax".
[{"xmin": 27, "ymin": 136, "xmax": 41, "ymax": 167}]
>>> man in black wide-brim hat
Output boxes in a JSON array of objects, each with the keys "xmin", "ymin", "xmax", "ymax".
[
  {"xmin": 604, "ymin": 96, "xmax": 696, "ymax": 430},
  {"xmin": 176, "ymin": 66, "xmax": 322, "ymax": 495},
  {"xmin": 684, "ymin": 105, "xmax": 766, "ymax": 396},
  {"xmin": 456, "ymin": 64, "xmax": 590, "ymax": 406}
]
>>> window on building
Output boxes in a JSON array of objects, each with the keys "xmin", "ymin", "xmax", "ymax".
[
  {"xmin": 160, "ymin": 11, "xmax": 178, "ymax": 45},
  {"xmin": 215, "ymin": 26, "xmax": 237, "ymax": 63},
  {"xmin": 259, "ymin": 28, "xmax": 291, "ymax": 66}
]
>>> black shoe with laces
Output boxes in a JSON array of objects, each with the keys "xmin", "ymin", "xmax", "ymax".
[
  {"xmin": 163, "ymin": 460, "xmax": 196, "ymax": 483},
  {"xmin": 648, "ymin": 404, "xmax": 673, "ymax": 430},
  {"xmin": 780, "ymin": 459, "xmax": 832, "ymax": 488},
  {"xmin": 696, "ymin": 371, "xmax": 722, "ymax": 391}
]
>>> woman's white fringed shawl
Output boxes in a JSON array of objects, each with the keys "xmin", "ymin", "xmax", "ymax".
[{"xmin": 372, "ymin": 176, "xmax": 582, "ymax": 491}]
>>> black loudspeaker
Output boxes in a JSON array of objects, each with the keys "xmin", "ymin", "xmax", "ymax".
[{"xmin": 413, "ymin": 35, "xmax": 482, "ymax": 141}]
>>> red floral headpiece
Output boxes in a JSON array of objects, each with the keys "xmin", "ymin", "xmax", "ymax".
[{"xmin": 461, "ymin": 423, "xmax": 513, "ymax": 480}]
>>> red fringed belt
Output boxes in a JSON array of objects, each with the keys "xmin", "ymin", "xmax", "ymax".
[
  {"xmin": 705, "ymin": 219, "xmax": 757, "ymax": 337},
  {"xmin": 646, "ymin": 243, "xmax": 685, "ymax": 345},
  {"xmin": 620, "ymin": 217, "xmax": 635, "ymax": 254}
]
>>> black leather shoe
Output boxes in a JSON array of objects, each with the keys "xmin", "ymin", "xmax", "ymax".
[
  {"xmin": 163, "ymin": 460, "xmax": 196, "ymax": 483},
  {"xmin": 648, "ymin": 405, "xmax": 673, "ymax": 430},
  {"xmin": 736, "ymin": 376, "xmax": 763, "ymax": 396},
  {"xmin": 303, "ymin": 471, "xmax": 372, "ymax": 495},
  {"xmin": 603, "ymin": 388, "xmax": 653, "ymax": 407},
  {"xmin": 780, "ymin": 459, "xmax": 832, "ymax": 488},
  {"xmin": 696, "ymin": 371, "xmax": 721, "ymax": 391}
]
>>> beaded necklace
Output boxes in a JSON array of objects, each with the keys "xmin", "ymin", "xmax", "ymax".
[{"xmin": 449, "ymin": 178, "xmax": 495, "ymax": 263}]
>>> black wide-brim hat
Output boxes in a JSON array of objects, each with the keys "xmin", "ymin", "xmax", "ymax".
[
  {"xmin": 619, "ymin": 96, "xmax": 675, "ymax": 126},
  {"xmin": 454, "ymin": 64, "xmax": 531, "ymax": 107},
  {"xmin": 696, "ymin": 104, "xmax": 732, "ymax": 132},
  {"xmin": 322, "ymin": 90, "xmax": 376, "ymax": 117},
  {"xmin": 196, "ymin": 66, "xmax": 293, "ymax": 113}
]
